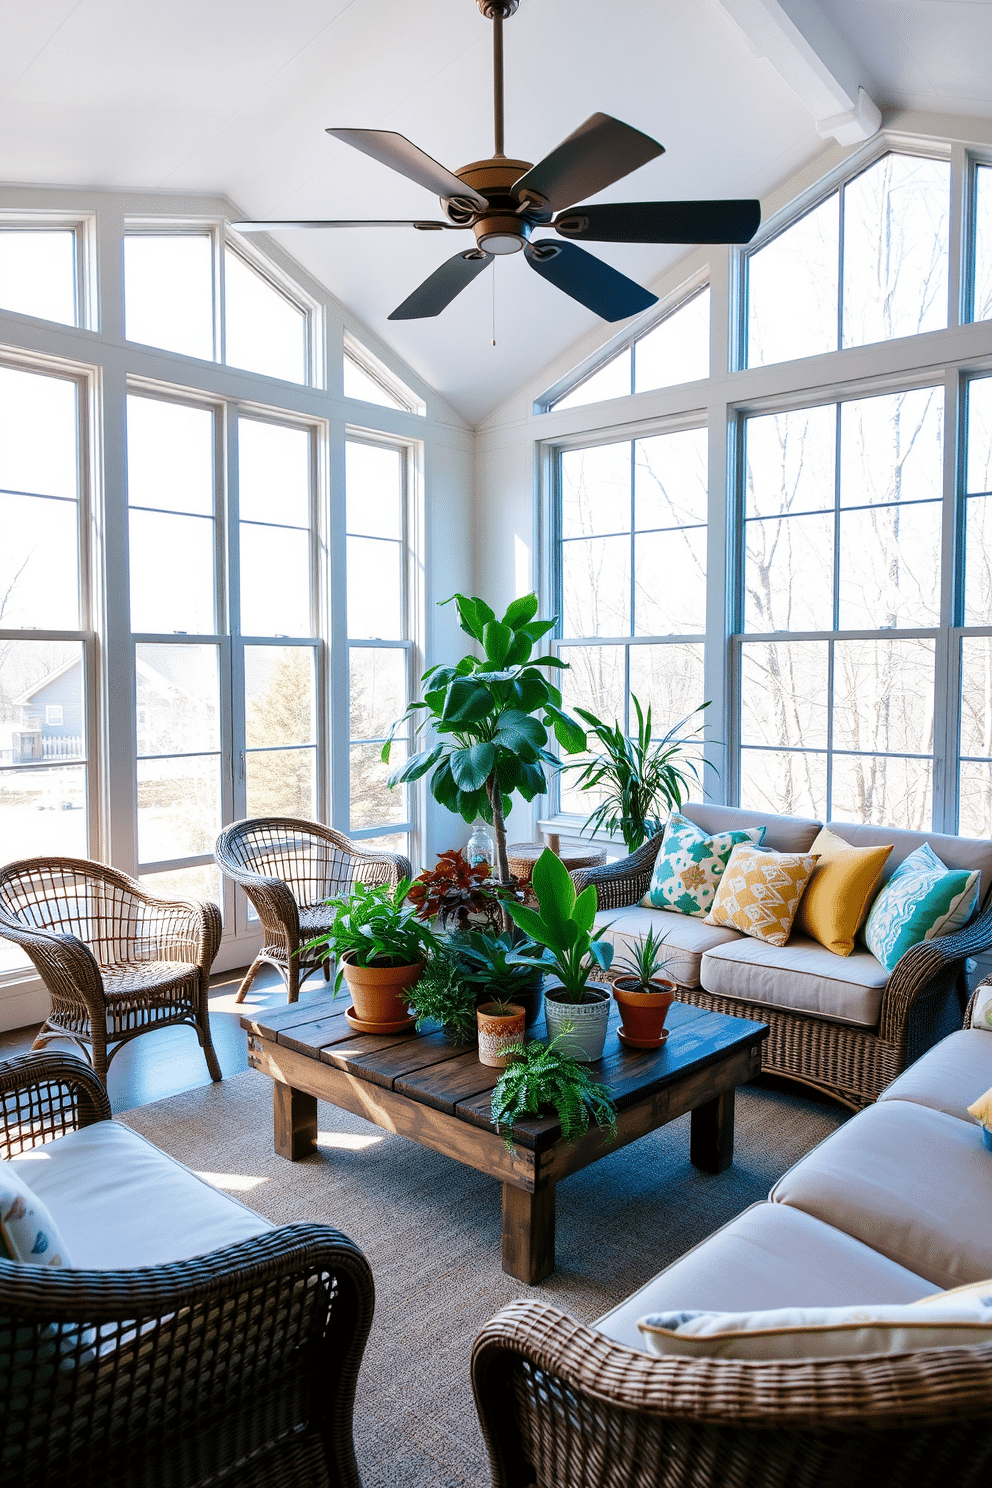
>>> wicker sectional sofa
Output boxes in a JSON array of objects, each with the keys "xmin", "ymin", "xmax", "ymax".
[{"xmin": 573, "ymin": 802, "xmax": 992, "ymax": 1108}]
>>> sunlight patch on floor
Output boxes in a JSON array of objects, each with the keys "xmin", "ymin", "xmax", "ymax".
[
  {"xmin": 317, "ymin": 1129, "xmax": 384, "ymax": 1151},
  {"xmin": 194, "ymin": 1170, "xmax": 269, "ymax": 1192}
]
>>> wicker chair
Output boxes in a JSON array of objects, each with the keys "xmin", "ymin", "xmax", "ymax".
[
  {"xmin": 0, "ymin": 1050, "xmax": 375, "ymax": 1488},
  {"xmin": 0, "ymin": 857, "xmax": 222, "ymax": 1088},
  {"xmin": 472, "ymin": 1299, "xmax": 992, "ymax": 1488},
  {"xmin": 215, "ymin": 817, "xmax": 412, "ymax": 1003}
]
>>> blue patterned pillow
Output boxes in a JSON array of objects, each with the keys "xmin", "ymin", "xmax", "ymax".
[
  {"xmin": 0, "ymin": 1158, "xmax": 69, "ymax": 1267},
  {"xmin": 642, "ymin": 813, "xmax": 766, "ymax": 918},
  {"xmin": 863, "ymin": 843, "xmax": 980, "ymax": 974}
]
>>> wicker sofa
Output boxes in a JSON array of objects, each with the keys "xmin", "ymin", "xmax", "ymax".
[
  {"xmin": 0, "ymin": 1051, "xmax": 374, "ymax": 1487},
  {"xmin": 573, "ymin": 802, "xmax": 992, "ymax": 1108},
  {"xmin": 473, "ymin": 1004, "xmax": 992, "ymax": 1488}
]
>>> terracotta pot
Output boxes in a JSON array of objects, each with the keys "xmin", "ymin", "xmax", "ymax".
[
  {"xmin": 543, "ymin": 979, "xmax": 611, "ymax": 1063},
  {"xmin": 476, "ymin": 1002, "xmax": 526, "ymax": 1067},
  {"xmin": 339, "ymin": 953, "xmax": 423, "ymax": 1027},
  {"xmin": 475, "ymin": 976, "xmax": 544, "ymax": 1028},
  {"xmin": 612, "ymin": 977, "xmax": 677, "ymax": 1046}
]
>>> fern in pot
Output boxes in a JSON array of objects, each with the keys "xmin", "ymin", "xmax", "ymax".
[
  {"xmin": 491, "ymin": 1032, "xmax": 617, "ymax": 1150},
  {"xmin": 304, "ymin": 879, "xmax": 435, "ymax": 1030},
  {"xmin": 612, "ymin": 925, "xmax": 678, "ymax": 1048},
  {"xmin": 406, "ymin": 945, "xmax": 478, "ymax": 1045}
]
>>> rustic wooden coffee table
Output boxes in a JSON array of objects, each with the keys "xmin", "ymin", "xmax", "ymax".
[{"xmin": 242, "ymin": 994, "xmax": 768, "ymax": 1284}]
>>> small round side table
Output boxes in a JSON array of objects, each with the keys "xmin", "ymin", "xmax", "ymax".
[{"xmin": 506, "ymin": 838, "xmax": 607, "ymax": 886}]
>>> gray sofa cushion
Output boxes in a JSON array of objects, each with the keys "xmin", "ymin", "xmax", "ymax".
[
  {"xmin": 683, "ymin": 802, "xmax": 822, "ymax": 855},
  {"xmin": 594, "ymin": 906, "xmax": 741, "ymax": 988},
  {"xmin": 594, "ymin": 1201, "xmax": 937, "ymax": 1352},
  {"xmin": 827, "ymin": 819, "xmax": 992, "ymax": 909},
  {"xmin": 701, "ymin": 933, "xmax": 888, "ymax": 1028},
  {"xmin": 877, "ymin": 1029, "xmax": 992, "ymax": 1124}
]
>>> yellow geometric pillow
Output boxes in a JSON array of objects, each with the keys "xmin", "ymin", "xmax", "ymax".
[
  {"xmin": 795, "ymin": 828, "xmax": 893, "ymax": 957},
  {"xmin": 706, "ymin": 844, "xmax": 818, "ymax": 948}
]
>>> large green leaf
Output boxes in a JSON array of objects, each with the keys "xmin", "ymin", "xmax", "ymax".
[
  {"xmin": 429, "ymin": 758, "xmax": 460, "ymax": 812},
  {"xmin": 505, "ymin": 630, "xmax": 533, "ymax": 667},
  {"xmin": 513, "ymin": 760, "xmax": 548, "ymax": 801},
  {"xmin": 450, "ymin": 742, "xmax": 495, "ymax": 791},
  {"xmin": 456, "ymin": 786, "xmax": 488, "ymax": 822},
  {"xmin": 531, "ymin": 847, "xmax": 575, "ymax": 926},
  {"xmin": 510, "ymin": 673, "xmax": 553, "ymax": 714},
  {"xmin": 483, "ymin": 619, "xmax": 513, "ymax": 667},
  {"xmin": 503, "ymin": 593, "xmax": 539, "ymax": 629},
  {"xmin": 545, "ymin": 704, "xmax": 587, "ymax": 755},
  {"xmin": 504, "ymin": 900, "xmax": 558, "ymax": 949},
  {"xmin": 441, "ymin": 678, "xmax": 495, "ymax": 726},
  {"xmin": 389, "ymin": 743, "xmax": 444, "ymax": 786},
  {"xmin": 493, "ymin": 710, "xmax": 547, "ymax": 752},
  {"xmin": 572, "ymin": 883, "xmax": 597, "ymax": 936}
]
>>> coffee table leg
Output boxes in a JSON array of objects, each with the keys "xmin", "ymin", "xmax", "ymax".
[
  {"xmin": 273, "ymin": 1081, "xmax": 318, "ymax": 1161},
  {"xmin": 690, "ymin": 1089, "xmax": 735, "ymax": 1173},
  {"xmin": 502, "ymin": 1182, "xmax": 556, "ymax": 1284}
]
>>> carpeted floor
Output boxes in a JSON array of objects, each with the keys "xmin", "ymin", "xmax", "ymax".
[{"xmin": 120, "ymin": 1067, "xmax": 848, "ymax": 1488}]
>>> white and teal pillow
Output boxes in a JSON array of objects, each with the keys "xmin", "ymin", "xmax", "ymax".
[
  {"xmin": 642, "ymin": 813, "xmax": 765, "ymax": 918},
  {"xmin": 863, "ymin": 842, "xmax": 980, "ymax": 974},
  {"xmin": 0, "ymin": 1158, "xmax": 69, "ymax": 1268}
]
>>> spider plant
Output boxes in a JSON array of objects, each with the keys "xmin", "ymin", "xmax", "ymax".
[
  {"xmin": 568, "ymin": 696, "xmax": 709, "ymax": 854},
  {"xmin": 612, "ymin": 925, "xmax": 675, "ymax": 991}
]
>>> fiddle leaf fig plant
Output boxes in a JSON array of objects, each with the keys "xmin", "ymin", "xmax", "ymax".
[{"xmin": 382, "ymin": 593, "xmax": 587, "ymax": 926}]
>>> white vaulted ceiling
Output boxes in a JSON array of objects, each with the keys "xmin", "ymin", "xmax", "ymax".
[{"xmin": 1, "ymin": 0, "xmax": 990, "ymax": 424}]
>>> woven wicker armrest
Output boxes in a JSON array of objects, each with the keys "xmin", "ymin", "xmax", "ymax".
[
  {"xmin": 215, "ymin": 859, "xmax": 302, "ymax": 942},
  {"xmin": 0, "ymin": 918, "xmax": 104, "ymax": 1009},
  {"xmin": 128, "ymin": 888, "xmax": 223, "ymax": 967},
  {"xmin": 878, "ymin": 898, "xmax": 992, "ymax": 1041},
  {"xmin": 569, "ymin": 835, "xmax": 662, "ymax": 910},
  {"xmin": 472, "ymin": 1301, "xmax": 992, "ymax": 1488},
  {"xmin": 0, "ymin": 1051, "xmax": 111, "ymax": 1158}
]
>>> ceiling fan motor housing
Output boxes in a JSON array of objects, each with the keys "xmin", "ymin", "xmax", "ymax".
[{"xmin": 447, "ymin": 156, "xmax": 546, "ymax": 254}]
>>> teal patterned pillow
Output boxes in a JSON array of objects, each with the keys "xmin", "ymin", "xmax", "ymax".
[
  {"xmin": 863, "ymin": 843, "xmax": 980, "ymax": 974},
  {"xmin": 0, "ymin": 1158, "xmax": 69, "ymax": 1267},
  {"xmin": 642, "ymin": 813, "xmax": 766, "ymax": 918}
]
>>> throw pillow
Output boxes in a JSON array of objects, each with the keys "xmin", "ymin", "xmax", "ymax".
[
  {"xmin": 971, "ymin": 984, "xmax": 992, "ymax": 1031},
  {"xmin": 795, "ymin": 828, "xmax": 893, "ymax": 956},
  {"xmin": 863, "ymin": 843, "xmax": 981, "ymax": 975},
  {"xmin": 914, "ymin": 1279, "xmax": 992, "ymax": 1307},
  {"xmin": 641, "ymin": 813, "xmax": 765, "ymax": 919},
  {"xmin": 0, "ymin": 1158, "xmax": 69, "ymax": 1267},
  {"xmin": 705, "ymin": 843, "xmax": 818, "ymax": 948},
  {"xmin": 637, "ymin": 1298, "xmax": 992, "ymax": 1361},
  {"xmin": 968, "ymin": 1084, "xmax": 992, "ymax": 1149}
]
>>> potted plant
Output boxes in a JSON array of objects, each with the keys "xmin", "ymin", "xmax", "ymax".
[
  {"xmin": 406, "ymin": 945, "xmax": 478, "ymax": 1044},
  {"xmin": 611, "ymin": 925, "xmax": 678, "ymax": 1048},
  {"xmin": 505, "ymin": 848, "xmax": 615, "ymax": 1062},
  {"xmin": 304, "ymin": 878, "xmax": 435, "ymax": 1030},
  {"xmin": 407, "ymin": 849, "xmax": 503, "ymax": 933},
  {"xmin": 475, "ymin": 995, "xmax": 527, "ymax": 1068},
  {"xmin": 452, "ymin": 927, "xmax": 546, "ymax": 1026},
  {"xmin": 568, "ymin": 695, "xmax": 709, "ymax": 853},
  {"xmin": 490, "ymin": 1032, "xmax": 617, "ymax": 1150},
  {"xmin": 382, "ymin": 592, "xmax": 587, "ymax": 931}
]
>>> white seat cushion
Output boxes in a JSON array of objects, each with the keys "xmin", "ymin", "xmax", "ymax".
[
  {"xmin": 594, "ymin": 1200, "xmax": 937, "ymax": 1352},
  {"xmin": 770, "ymin": 1099, "xmax": 992, "ymax": 1289},
  {"xmin": 700, "ymin": 933, "xmax": 888, "ymax": 1028},
  {"xmin": 594, "ymin": 906, "xmax": 742, "ymax": 988},
  {"xmin": 9, "ymin": 1121, "xmax": 272, "ymax": 1269},
  {"xmin": 878, "ymin": 1029, "xmax": 992, "ymax": 1124}
]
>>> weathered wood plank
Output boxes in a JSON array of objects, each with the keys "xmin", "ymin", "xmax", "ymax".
[
  {"xmin": 394, "ymin": 1049, "xmax": 502, "ymax": 1113},
  {"xmin": 278, "ymin": 1010, "xmax": 355, "ymax": 1056},
  {"xmin": 240, "ymin": 991, "xmax": 342, "ymax": 1039},
  {"xmin": 322, "ymin": 1028, "xmax": 476, "ymax": 1088}
]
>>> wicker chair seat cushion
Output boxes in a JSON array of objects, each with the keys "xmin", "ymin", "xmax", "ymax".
[
  {"xmin": 877, "ymin": 1029, "xmax": 992, "ymax": 1124},
  {"xmin": 9, "ymin": 1121, "xmax": 271, "ymax": 1269},
  {"xmin": 298, "ymin": 905, "xmax": 336, "ymax": 938},
  {"xmin": 595, "ymin": 1200, "xmax": 936, "ymax": 1352},
  {"xmin": 771, "ymin": 1099, "xmax": 992, "ymax": 1289},
  {"xmin": 99, "ymin": 959, "xmax": 198, "ymax": 997},
  {"xmin": 700, "ymin": 934, "xmax": 888, "ymax": 1028},
  {"xmin": 593, "ymin": 906, "xmax": 741, "ymax": 988}
]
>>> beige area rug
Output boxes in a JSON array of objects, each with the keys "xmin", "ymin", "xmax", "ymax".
[{"xmin": 120, "ymin": 1068, "xmax": 847, "ymax": 1488}]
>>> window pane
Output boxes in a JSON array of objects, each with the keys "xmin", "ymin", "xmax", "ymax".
[
  {"xmin": 563, "ymin": 536, "xmax": 630, "ymax": 637},
  {"xmin": 126, "ymin": 397, "xmax": 214, "ymax": 515},
  {"xmin": 351, "ymin": 741, "xmax": 406, "ymax": 830},
  {"xmin": 744, "ymin": 512, "xmax": 834, "ymax": 633},
  {"xmin": 0, "ymin": 492, "xmax": 79, "ymax": 629},
  {"xmin": 136, "ymin": 643, "xmax": 220, "ymax": 755},
  {"xmin": 346, "ymin": 442, "xmax": 403, "ymax": 538},
  {"xmin": 356, "ymin": 830, "xmax": 410, "ymax": 859},
  {"xmin": 124, "ymin": 235, "xmax": 214, "ymax": 359},
  {"xmin": 967, "ymin": 377, "xmax": 992, "ymax": 495},
  {"xmin": 347, "ymin": 537, "xmax": 402, "ymax": 639},
  {"xmin": 344, "ymin": 354, "xmax": 406, "ymax": 410},
  {"xmin": 745, "ymin": 405, "xmax": 835, "ymax": 519},
  {"xmin": 833, "ymin": 639, "xmax": 935, "ymax": 756},
  {"xmin": 140, "ymin": 864, "xmax": 223, "ymax": 911},
  {"xmin": 240, "ymin": 524, "xmax": 311, "ymax": 636},
  {"xmin": 747, "ymin": 195, "xmax": 839, "ymax": 366},
  {"xmin": 350, "ymin": 647, "xmax": 406, "ymax": 740},
  {"xmin": 831, "ymin": 754, "xmax": 932, "ymax": 831},
  {"xmin": 628, "ymin": 643, "xmax": 705, "ymax": 728},
  {"xmin": 561, "ymin": 443, "xmax": 631, "ymax": 538},
  {"xmin": 224, "ymin": 250, "xmax": 306, "ymax": 383},
  {"xmin": 0, "ymin": 230, "xmax": 76, "ymax": 325},
  {"xmin": 559, "ymin": 645, "xmax": 625, "ymax": 723},
  {"xmin": 634, "ymin": 528, "xmax": 706, "ymax": 635},
  {"xmin": 0, "ymin": 764, "xmax": 88, "ymax": 858},
  {"xmin": 245, "ymin": 646, "xmax": 315, "ymax": 748},
  {"xmin": 838, "ymin": 502, "xmax": 941, "ymax": 629},
  {"xmin": 0, "ymin": 365, "xmax": 77, "ymax": 499},
  {"xmin": 959, "ymin": 760, "xmax": 992, "ymax": 838},
  {"xmin": 965, "ymin": 496, "xmax": 992, "ymax": 625},
  {"xmin": 238, "ymin": 420, "xmax": 310, "ymax": 526},
  {"xmin": 246, "ymin": 747, "xmax": 316, "ymax": 818},
  {"xmin": 130, "ymin": 510, "xmax": 215, "ymax": 634},
  {"xmin": 137, "ymin": 755, "xmax": 222, "ymax": 862},
  {"xmin": 1, "ymin": 637, "xmax": 85, "ymax": 757},
  {"xmin": 552, "ymin": 350, "xmax": 631, "ymax": 410},
  {"xmin": 636, "ymin": 428, "xmax": 707, "ymax": 528},
  {"xmin": 741, "ymin": 641, "xmax": 829, "ymax": 749},
  {"xmin": 840, "ymin": 388, "xmax": 943, "ymax": 507},
  {"xmin": 740, "ymin": 748, "xmax": 826, "ymax": 821},
  {"xmin": 634, "ymin": 289, "xmax": 709, "ymax": 391},
  {"xmin": 975, "ymin": 165, "xmax": 992, "ymax": 324},
  {"xmin": 960, "ymin": 636, "xmax": 992, "ymax": 759},
  {"xmin": 843, "ymin": 154, "xmax": 949, "ymax": 347}
]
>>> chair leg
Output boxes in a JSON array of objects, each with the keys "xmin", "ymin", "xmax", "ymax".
[
  {"xmin": 323, "ymin": 958, "xmax": 330, "ymax": 980},
  {"xmin": 236, "ymin": 956, "xmax": 263, "ymax": 1004}
]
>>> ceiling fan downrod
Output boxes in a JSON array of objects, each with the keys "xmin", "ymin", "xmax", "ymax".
[{"xmin": 478, "ymin": 0, "xmax": 519, "ymax": 159}]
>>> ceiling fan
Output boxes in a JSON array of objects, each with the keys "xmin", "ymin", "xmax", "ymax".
[{"xmin": 233, "ymin": 0, "xmax": 761, "ymax": 324}]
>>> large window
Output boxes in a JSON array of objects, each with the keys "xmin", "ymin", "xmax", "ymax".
[
  {"xmin": 960, "ymin": 376, "xmax": 992, "ymax": 836},
  {"xmin": 546, "ymin": 288, "xmax": 710, "ymax": 412},
  {"xmin": 0, "ymin": 228, "xmax": 78, "ymax": 326}
]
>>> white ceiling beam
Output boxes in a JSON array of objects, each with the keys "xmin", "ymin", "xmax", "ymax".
[{"xmin": 713, "ymin": 0, "xmax": 881, "ymax": 144}]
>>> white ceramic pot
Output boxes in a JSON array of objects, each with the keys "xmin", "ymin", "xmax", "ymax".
[{"xmin": 543, "ymin": 981, "xmax": 611, "ymax": 1063}]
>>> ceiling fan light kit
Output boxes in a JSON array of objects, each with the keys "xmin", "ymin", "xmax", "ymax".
[{"xmin": 234, "ymin": 0, "xmax": 761, "ymax": 325}]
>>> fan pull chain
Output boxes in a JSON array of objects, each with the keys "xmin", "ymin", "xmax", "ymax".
[{"xmin": 492, "ymin": 260, "xmax": 497, "ymax": 347}]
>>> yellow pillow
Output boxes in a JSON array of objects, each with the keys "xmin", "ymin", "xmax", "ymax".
[
  {"xmin": 795, "ymin": 828, "xmax": 892, "ymax": 956},
  {"xmin": 706, "ymin": 843, "xmax": 818, "ymax": 948},
  {"xmin": 968, "ymin": 1085, "xmax": 992, "ymax": 1129}
]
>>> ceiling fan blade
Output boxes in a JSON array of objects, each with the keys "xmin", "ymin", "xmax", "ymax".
[
  {"xmin": 231, "ymin": 219, "xmax": 460, "ymax": 233},
  {"xmin": 326, "ymin": 128, "xmax": 488, "ymax": 209},
  {"xmin": 388, "ymin": 249, "xmax": 493, "ymax": 321},
  {"xmin": 512, "ymin": 114, "xmax": 664, "ymax": 215},
  {"xmin": 552, "ymin": 199, "xmax": 762, "ymax": 245},
  {"xmin": 524, "ymin": 240, "xmax": 657, "ymax": 322}
]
